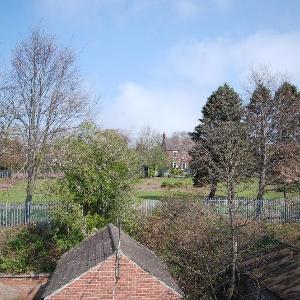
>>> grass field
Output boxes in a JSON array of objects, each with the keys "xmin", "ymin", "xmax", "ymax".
[
  {"xmin": 135, "ymin": 177, "xmax": 300, "ymax": 200},
  {"xmin": 0, "ymin": 176, "xmax": 299, "ymax": 203},
  {"xmin": 0, "ymin": 179, "xmax": 56, "ymax": 203}
]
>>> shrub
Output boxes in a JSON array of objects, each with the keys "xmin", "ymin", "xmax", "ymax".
[
  {"xmin": 0, "ymin": 202, "xmax": 88, "ymax": 274},
  {"xmin": 161, "ymin": 181, "xmax": 172, "ymax": 188},
  {"xmin": 133, "ymin": 199, "xmax": 278, "ymax": 299},
  {"xmin": 161, "ymin": 181, "xmax": 184, "ymax": 188},
  {"xmin": 51, "ymin": 123, "xmax": 139, "ymax": 220},
  {"xmin": 48, "ymin": 201, "xmax": 88, "ymax": 252},
  {"xmin": 0, "ymin": 223, "xmax": 60, "ymax": 274},
  {"xmin": 170, "ymin": 168, "xmax": 184, "ymax": 176}
]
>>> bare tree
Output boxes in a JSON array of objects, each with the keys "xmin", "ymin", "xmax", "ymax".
[
  {"xmin": 194, "ymin": 121, "xmax": 253, "ymax": 299},
  {"xmin": 0, "ymin": 70, "xmax": 16, "ymax": 162},
  {"xmin": 246, "ymin": 68, "xmax": 300, "ymax": 199},
  {"xmin": 9, "ymin": 30, "xmax": 87, "ymax": 213}
]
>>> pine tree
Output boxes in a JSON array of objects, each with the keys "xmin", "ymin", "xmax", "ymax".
[{"xmin": 190, "ymin": 83, "xmax": 243, "ymax": 197}]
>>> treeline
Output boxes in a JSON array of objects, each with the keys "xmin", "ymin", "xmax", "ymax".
[{"xmin": 190, "ymin": 69, "xmax": 300, "ymax": 200}]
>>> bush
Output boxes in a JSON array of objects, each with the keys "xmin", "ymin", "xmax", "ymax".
[
  {"xmin": 0, "ymin": 202, "xmax": 87, "ymax": 274},
  {"xmin": 0, "ymin": 223, "xmax": 60, "ymax": 274},
  {"xmin": 133, "ymin": 199, "xmax": 278, "ymax": 299},
  {"xmin": 51, "ymin": 123, "xmax": 139, "ymax": 220},
  {"xmin": 161, "ymin": 181, "xmax": 184, "ymax": 188},
  {"xmin": 49, "ymin": 201, "xmax": 86, "ymax": 252},
  {"xmin": 86, "ymin": 213, "xmax": 108, "ymax": 232},
  {"xmin": 161, "ymin": 181, "xmax": 172, "ymax": 188},
  {"xmin": 170, "ymin": 168, "xmax": 184, "ymax": 176}
]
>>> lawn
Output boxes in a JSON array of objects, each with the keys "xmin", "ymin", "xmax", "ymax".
[
  {"xmin": 0, "ymin": 176, "xmax": 299, "ymax": 203},
  {"xmin": 0, "ymin": 179, "xmax": 56, "ymax": 203},
  {"xmin": 135, "ymin": 177, "xmax": 300, "ymax": 200}
]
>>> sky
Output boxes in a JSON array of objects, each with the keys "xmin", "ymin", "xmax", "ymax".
[{"xmin": 1, "ymin": 0, "xmax": 300, "ymax": 135}]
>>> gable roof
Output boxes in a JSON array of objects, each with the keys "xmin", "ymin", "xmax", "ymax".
[
  {"xmin": 242, "ymin": 244, "xmax": 300, "ymax": 299},
  {"xmin": 44, "ymin": 224, "xmax": 183, "ymax": 298},
  {"xmin": 162, "ymin": 133, "xmax": 194, "ymax": 152}
]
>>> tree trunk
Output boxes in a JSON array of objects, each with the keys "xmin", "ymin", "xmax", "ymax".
[
  {"xmin": 257, "ymin": 173, "xmax": 265, "ymax": 200},
  {"xmin": 228, "ymin": 234, "xmax": 238, "ymax": 300},
  {"xmin": 25, "ymin": 159, "xmax": 36, "ymax": 223},
  {"xmin": 227, "ymin": 181, "xmax": 237, "ymax": 300},
  {"xmin": 283, "ymin": 184, "xmax": 286, "ymax": 199},
  {"xmin": 257, "ymin": 108, "xmax": 268, "ymax": 201},
  {"xmin": 25, "ymin": 179, "xmax": 33, "ymax": 223},
  {"xmin": 208, "ymin": 178, "xmax": 217, "ymax": 198}
]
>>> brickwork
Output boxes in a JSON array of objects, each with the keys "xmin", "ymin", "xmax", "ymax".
[
  {"xmin": 0, "ymin": 275, "xmax": 48, "ymax": 300},
  {"xmin": 47, "ymin": 254, "xmax": 182, "ymax": 300}
]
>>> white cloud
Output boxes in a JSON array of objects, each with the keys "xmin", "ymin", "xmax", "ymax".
[
  {"xmin": 103, "ymin": 31, "xmax": 300, "ymax": 133},
  {"xmin": 167, "ymin": 32, "xmax": 300, "ymax": 87},
  {"xmin": 103, "ymin": 82, "xmax": 201, "ymax": 134}
]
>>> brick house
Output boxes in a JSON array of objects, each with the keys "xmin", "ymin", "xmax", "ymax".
[
  {"xmin": 43, "ymin": 224, "xmax": 183, "ymax": 300},
  {"xmin": 162, "ymin": 132, "xmax": 193, "ymax": 172}
]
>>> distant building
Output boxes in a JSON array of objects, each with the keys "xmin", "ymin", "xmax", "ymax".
[
  {"xmin": 162, "ymin": 132, "xmax": 193, "ymax": 172},
  {"xmin": 44, "ymin": 224, "xmax": 183, "ymax": 300}
]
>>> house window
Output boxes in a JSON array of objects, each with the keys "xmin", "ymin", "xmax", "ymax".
[
  {"xmin": 173, "ymin": 151, "xmax": 178, "ymax": 159},
  {"xmin": 182, "ymin": 163, "xmax": 187, "ymax": 170},
  {"xmin": 172, "ymin": 162, "xmax": 177, "ymax": 168}
]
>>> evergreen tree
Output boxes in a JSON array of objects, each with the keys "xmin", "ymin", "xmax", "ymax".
[{"xmin": 190, "ymin": 83, "xmax": 243, "ymax": 197}]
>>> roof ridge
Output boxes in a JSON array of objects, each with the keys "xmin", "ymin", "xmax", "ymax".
[{"xmin": 107, "ymin": 223, "xmax": 119, "ymax": 253}]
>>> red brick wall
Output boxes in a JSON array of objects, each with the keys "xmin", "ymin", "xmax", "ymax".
[
  {"xmin": 0, "ymin": 275, "xmax": 48, "ymax": 300},
  {"xmin": 47, "ymin": 255, "xmax": 182, "ymax": 300},
  {"xmin": 166, "ymin": 149, "xmax": 191, "ymax": 170}
]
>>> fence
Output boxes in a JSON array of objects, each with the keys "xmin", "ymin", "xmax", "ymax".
[
  {"xmin": 1, "ymin": 197, "xmax": 300, "ymax": 227},
  {"xmin": 139, "ymin": 197, "xmax": 300, "ymax": 223},
  {"xmin": 201, "ymin": 197, "xmax": 300, "ymax": 223},
  {"xmin": 0, "ymin": 202, "xmax": 59, "ymax": 227},
  {"xmin": 139, "ymin": 199, "xmax": 161, "ymax": 216},
  {"xmin": 0, "ymin": 170, "xmax": 11, "ymax": 178}
]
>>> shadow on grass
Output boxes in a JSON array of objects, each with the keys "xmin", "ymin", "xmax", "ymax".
[{"xmin": 138, "ymin": 195, "xmax": 164, "ymax": 200}]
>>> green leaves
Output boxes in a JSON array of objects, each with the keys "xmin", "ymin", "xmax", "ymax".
[{"xmin": 53, "ymin": 122, "xmax": 139, "ymax": 221}]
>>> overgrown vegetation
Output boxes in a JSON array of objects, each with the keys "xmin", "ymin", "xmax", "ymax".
[
  {"xmin": 133, "ymin": 199, "xmax": 300, "ymax": 299},
  {"xmin": 0, "ymin": 202, "xmax": 87, "ymax": 274}
]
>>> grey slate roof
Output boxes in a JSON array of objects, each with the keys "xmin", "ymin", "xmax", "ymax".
[
  {"xmin": 242, "ymin": 245, "xmax": 300, "ymax": 299},
  {"xmin": 44, "ymin": 224, "xmax": 183, "ymax": 298}
]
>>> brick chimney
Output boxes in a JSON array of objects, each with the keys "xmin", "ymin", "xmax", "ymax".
[{"xmin": 162, "ymin": 132, "xmax": 167, "ymax": 150}]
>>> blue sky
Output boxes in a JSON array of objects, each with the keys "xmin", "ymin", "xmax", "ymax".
[{"xmin": 1, "ymin": 0, "xmax": 300, "ymax": 134}]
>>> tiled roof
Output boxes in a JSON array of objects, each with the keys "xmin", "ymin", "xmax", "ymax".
[
  {"xmin": 242, "ymin": 245, "xmax": 300, "ymax": 299},
  {"xmin": 162, "ymin": 136, "xmax": 194, "ymax": 152},
  {"xmin": 44, "ymin": 224, "xmax": 183, "ymax": 298}
]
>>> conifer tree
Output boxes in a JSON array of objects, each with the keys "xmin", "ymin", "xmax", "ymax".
[{"xmin": 190, "ymin": 83, "xmax": 243, "ymax": 197}]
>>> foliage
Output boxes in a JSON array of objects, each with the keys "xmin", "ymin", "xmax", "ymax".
[
  {"xmin": 170, "ymin": 167, "xmax": 184, "ymax": 176},
  {"xmin": 133, "ymin": 199, "xmax": 282, "ymax": 299},
  {"xmin": 135, "ymin": 127, "xmax": 168, "ymax": 177},
  {"xmin": 0, "ymin": 202, "xmax": 87, "ymax": 274},
  {"xmin": 52, "ymin": 122, "xmax": 139, "ymax": 222},
  {"xmin": 161, "ymin": 181, "xmax": 184, "ymax": 188},
  {"xmin": 0, "ymin": 224, "xmax": 60, "ymax": 274},
  {"xmin": 190, "ymin": 83, "xmax": 244, "ymax": 196},
  {"xmin": 49, "ymin": 201, "xmax": 86, "ymax": 252}
]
